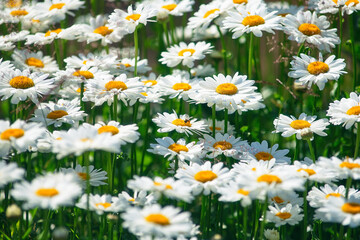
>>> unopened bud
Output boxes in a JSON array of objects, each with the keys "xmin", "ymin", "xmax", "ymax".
[
  {"xmin": 6, "ymin": 204, "xmax": 22, "ymax": 221},
  {"xmin": 157, "ymin": 10, "xmax": 169, "ymax": 23},
  {"xmin": 300, "ymin": 128, "xmax": 313, "ymax": 140},
  {"xmin": 264, "ymin": 228, "xmax": 280, "ymax": 240},
  {"xmin": 107, "ymin": 214, "xmax": 118, "ymax": 221}
]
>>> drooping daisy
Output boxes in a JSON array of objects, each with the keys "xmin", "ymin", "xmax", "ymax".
[
  {"xmin": 76, "ymin": 194, "xmax": 127, "ymax": 215},
  {"xmin": 217, "ymin": 180, "xmax": 253, "ymax": 207},
  {"xmin": 0, "ymin": 120, "xmax": 46, "ymax": 157},
  {"xmin": 317, "ymin": 157, "xmax": 360, "ymax": 180},
  {"xmin": 245, "ymin": 140, "xmax": 291, "ymax": 164},
  {"xmin": 148, "ymin": 137, "xmax": 203, "ymax": 163},
  {"xmin": 187, "ymin": 1, "xmax": 228, "ymax": 30},
  {"xmin": 0, "ymin": 69, "xmax": 55, "ymax": 104},
  {"xmin": 92, "ymin": 121, "xmax": 140, "ymax": 145},
  {"xmin": 153, "ymin": 111, "xmax": 208, "ymax": 136},
  {"xmin": 267, "ymin": 204, "xmax": 304, "ymax": 227},
  {"xmin": 223, "ymin": 0, "xmax": 282, "ymax": 38},
  {"xmin": 11, "ymin": 172, "xmax": 82, "ymax": 209},
  {"xmin": 156, "ymin": 73, "xmax": 199, "ymax": 100},
  {"xmin": 175, "ymin": 161, "xmax": 230, "ymax": 195},
  {"xmin": 121, "ymin": 204, "xmax": 193, "ymax": 238},
  {"xmin": 273, "ymin": 113, "xmax": 329, "ymax": 140},
  {"xmin": 293, "ymin": 158, "xmax": 337, "ymax": 183},
  {"xmin": 327, "ymin": 92, "xmax": 360, "ymax": 129},
  {"xmin": 201, "ymin": 133, "xmax": 249, "ymax": 158},
  {"xmin": 0, "ymin": 161, "xmax": 24, "ymax": 188},
  {"xmin": 203, "ymin": 118, "xmax": 235, "ymax": 135},
  {"xmin": 30, "ymin": 98, "xmax": 86, "ymax": 127},
  {"xmin": 12, "ymin": 49, "xmax": 59, "ymax": 73},
  {"xmin": 288, "ymin": 53, "xmax": 346, "ymax": 90},
  {"xmin": 160, "ymin": 41, "xmax": 213, "ymax": 68},
  {"xmin": 282, "ymin": 11, "xmax": 340, "ymax": 52},
  {"xmin": 60, "ymin": 164, "xmax": 107, "ymax": 187}
]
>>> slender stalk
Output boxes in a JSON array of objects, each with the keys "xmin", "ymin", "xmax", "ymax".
[
  {"xmin": 259, "ymin": 196, "xmax": 269, "ymax": 240},
  {"xmin": 140, "ymin": 103, "xmax": 151, "ymax": 175},
  {"xmin": 54, "ymin": 39, "xmax": 62, "ymax": 69},
  {"xmin": 306, "ymin": 139, "xmax": 316, "ymax": 163},
  {"xmin": 80, "ymin": 82, "xmax": 85, "ymax": 111},
  {"xmin": 134, "ymin": 27, "xmax": 139, "ymax": 77},
  {"xmin": 84, "ymin": 154, "xmax": 92, "ymax": 240},
  {"xmin": 200, "ymin": 196, "xmax": 207, "ymax": 235},
  {"xmin": 303, "ymin": 180, "xmax": 309, "ymax": 240},
  {"xmin": 243, "ymin": 206, "xmax": 248, "ymax": 239},
  {"xmin": 345, "ymin": 177, "xmax": 352, "ymax": 199},
  {"xmin": 113, "ymin": 95, "xmax": 117, "ymax": 122},
  {"xmin": 248, "ymin": 33, "xmax": 254, "ymax": 80},
  {"xmin": 252, "ymin": 200, "xmax": 260, "ymax": 239},
  {"xmin": 224, "ymin": 109, "xmax": 228, "ymax": 134},
  {"xmin": 336, "ymin": 9, "xmax": 343, "ymax": 98},
  {"xmin": 107, "ymin": 152, "xmax": 113, "ymax": 193},
  {"xmin": 162, "ymin": 22, "xmax": 170, "ymax": 47},
  {"xmin": 40, "ymin": 210, "xmax": 51, "ymax": 240},
  {"xmin": 350, "ymin": 15, "xmax": 357, "ymax": 91},
  {"xmin": 216, "ymin": 25, "xmax": 228, "ymax": 75},
  {"xmin": 212, "ymin": 105, "xmax": 216, "ymax": 137},
  {"xmin": 354, "ymin": 123, "xmax": 360, "ymax": 158},
  {"xmin": 297, "ymin": 42, "xmax": 305, "ymax": 57}
]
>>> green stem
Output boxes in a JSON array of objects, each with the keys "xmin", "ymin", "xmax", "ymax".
[
  {"xmin": 297, "ymin": 42, "xmax": 305, "ymax": 57},
  {"xmin": 200, "ymin": 196, "xmax": 207, "ymax": 235},
  {"xmin": 243, "ymin": 206, "xmax": 248, "ymax": 239},
  {"xmin": 350, "ymin": 15, "xmax": 357, "ymax": 91},
  {"xmin": 216, "ymin": 25, "xmax": 228, "ymax": 75},
  {"xmin": 140, "ymin": 103, "xmax": 151, "ymax": 175},
  {"xmin": 354, "ymin": 123, "xmax": 360, "ymax": 158},
  {"xmin": 54, "ymin": 39, "xmax": 62, "ymax": 69},
  {"xmin": 259, "ymin": 196, "xmax": 269, "ymax": 240},
  {"xmin": 224, "ymin": 109, "xmax": 228, "ymax": 134},
  {"xmin": 303, "ymin": 181, "xmax": 308, "ymax": 240},
  {"xmin": 337, "ymin": 9, "xmax": 343, "ymax": 58},
  {"xmin": 212, "ymin": 105, "xmax": 216, "ymax": 137},
  {"xmin": 345, "ymin": 177, "xmax": 352, "ymax": 199},
  {"xmin": 80, "ymin": 82, "xmax": 85, "ymax": 111},
  {"xmin": 107, "ymin": 152, "xmax": 113, "ymax": 193},
  {"xmin": 248, "ymin": 33, "xmax": 254, "ymax": 80},
  {"xmin": 306, "ymin": 139, "xmax": 316, "ymax": 163},
  {"xmin": 134, "ymin": 27, "xmax": 139, "ymax": 77},
  {"xmin": 40, "ymin": 210, "xmax": 51, "ymax": 240},
  {"xmin": 162, "ymin": 22, "xmax": 170, "ymax": 47},
  {"xmin": 113, "ymin": 95, "xmax": 117, "ymax": 122}
]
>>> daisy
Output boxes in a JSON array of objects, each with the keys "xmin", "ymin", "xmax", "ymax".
[
  {"xmin": 30, "ymin": 98, "xmax": 86, "ymax": 127},
  {"xmin": 268, "ymin": 191, "xmax": 303, "ymax": 208},
  {"xmin": 0, "ymin": 30, "xmax": 29, "ymax": 51},
  {"xmin": 138, "ymin": 89, "xmax": 165, "ymax": 104},
  {"xmin": 153, "ymin": 111, "xmax": 208, "ymax": 136},
  {"xmin": 222, "ymin": 1, "xmax": 282, "ymax": 38},
  {"xmin": 268, "ymin": 2, "xmax": 304, "ymax": 17},
  {"xmin": 55, "ymin": 66, "xmax": 113, "ymax": 86},
  {"xmin": 0, "ymin": 69, "xmax": 55, "ymax": 104},
  {"xmin": 0, "ymin": 120, "xmax": 46, "ymax": 157},
  {"xmin": 217, "ymin": 180, "xmax": 253, "ymax": 207},
  {"xmin": 282, "ymin": 11, "xmax": 340, "ymax": 52},
  {"xmin": 201, "ymin": 132, "xmax": 249, "ymax": 158},
  {"xmin": 156, "ymin": 74, "xmax": 199, "ymax": 100},
  {"xmin": 327, "ymin": 92, "xmax": 360, "ymax": 129},
  {"xmin": 146, "ymin": 0, "xmax": 194, "ymax": 17},
  {"xmin": 288, "ymin": 53, "xmax": 346, "ymax": 90},
  {"xmin": 64, "ymin": 52, "xmax": 119, "ymax": 70},
  {"xmin": 187, "ymin": 1, "xmax": 228, "ymax": 30},
  {"xmin": 76, "ymin": 194, "xmax": 127, "ymax": 215},
  {"xmin": 11, "ymin": 172, "xmax": 82, "ymax": 209},
  {"xmin": 0, "ymin": 161, "xmax": 24, "ymax": 188},
  {"xmin": 190, "ymin": 64, "xmax": 216, "ymax": 78},
  {"xmin": 34, "ymin": 0, "xmax": 85, "ymax": 22},
  {"xmin": 25, "ymin": 25, "xmax": 81, "ymax": 45},
  {"xmin": 245, "ymin": 140, "xmax": 291, "ymax": 164},
  {"xmin": 0, "ymin": 4, "xmax": 33, "ymax": 24},
  {"xmin": 267, "ymin": 204, "xmax": 304, "ymax": 227},
  {"xmin": 307, "ymin": 184, "xmax": 360, "ymax": 208},
  {"xmin": 121, "ymin": 204, "xmax": 193, "ymax": 238},
  {"xmin": 60, "ymin": 164, "xmax": 108, "ymax": 187},
  {"xmin": 342, "ymin": 0, "xmax": 360, "ymax": 14},
  {"xmin": 264, "ymin": 229, "xmax": 280, "ymax": 240},
  {"xmin": 116, "ymin": 57, "xmax": 151, "ymax": 75},
  {"xmin": 293, "ymin": 158, "xmax": 337, "ymax": 183},
  {"xmin": 0, "ymin": 58, "xmax": 15, "ymax": 74},
  {"xmin": 12, "ymin": 49, "xmax": 59, "ymax": 74},
  {"xmin": 92, "ymin": 121, "xmax": 140, "ymax": 145},
  {"xmin": 203, "ymin": 118, "xmax": 235, "ymax": 135},
  {"xmin": 317, "ymin": 157, "xmax": 360, "ymax": 180},
  {"xmin": 273, "ymin": 113, "xmax": 329, "ymax": 140},
  {"xmin": 118, "ymin": 190, "xmax": 156, "ymax": 206},
  {"xmin": 175, "ymin": 161, "xmax": 230, "ymax": 195},
  {"xmin": 160, "ymin": 41, "xmax": 213, "ymax": 68},
  {"xmin": 232, "ymin": 159, "xmax": 278, "ymax": 175},
  {"xmin": 148, "ymin": 137, "xmax": 203, "ymax": 163}
]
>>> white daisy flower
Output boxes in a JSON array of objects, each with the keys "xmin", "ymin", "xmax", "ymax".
[
  {"xmin": 12, "ymin": 49, "xmax": 59, "ymax": 74},
  {"xmin": 118, "ymin": 190, "xmax": 156, "ymax": 206},
  {"xmin": 268, "ymin": 1, "xmax": 304, "ymax": 17},
  {"xmin": 327, "ymin": 92, "xmax": 360, "ymax": 129},
  {"xmin": 0, "ymin": 69, "xmax": 55, "ymax": 104},
  {"xmin": 190, "ymin": 64, "xmax": 216, "ymax": 78},
  {"xmin": 187, "ymin": 1, "xmax": 228, "ymax": 30},
  {"xmin": 223, "ymin": 1, "xmax": 282, "ymax": 38},
  {"xmin": 273, "ymin": 113, "xmax": 329, "ymax": 140},
  {"xmin": 76, "ymin": 194, "xmax": 127, "ymax": 215},
  {"xmin": 57, "ymin": 83, "xmax": 83, "ymax": 100},
  {"xmin": 317, "ymin": 157, "xmax": 360, "ymax": 180},
  {"xmin": 0, "ymin": 4, "xmax": 33, "ymax": 24},
  {"xmin": 156, "ymin": 74, "xmax": 199, "ymax": 100},
  {"xmin": 203, "ymin": 118, "xmax": 235, "ymax": 135},
  {"xmin": 146, "ymin": 0, "xmax": 194, "ymax": 17},
  {"xmin": 148, "ymin": 137, "xmax": 203, "ymax": 163},
  {"xmin": 0, "ymin": 58, "xmax": 15, "ymax": 74},
  {"xmin": 55, "ymin": 66, "xmax": 113, "ymax": 85},
  {"xmin": 59, "ymin": 164, "xmax": 107, "ymax": 187},
  {"xmin": 268, "ymin": 191, "xmax": 303, "ymax": 208},
  {"xmin": 217, "ymin": 180, "xmax": 253, "ymax": 207},
  {"xmin": 34, "ymin": 0, "xmax": 85, "ymax": 22},
  {"xmin": 11, "ymin": 172, "xmax": 82, "ymax": 209},
  {"xmin": 175, "ymin": 161, "xmax": 230, "ymax": 195},
  {"xmin": 160, "ymin": 41, "xmax": 213, "ymax": 68},
  {"xmin": 342, "ymin": 0, "xmax": 360, "ymax": 14},
  {"xmin": 153, "ymin": 111, "xmax": 208, "ymax": 136},
  {"xmin": 0, "ymin": 161, "xmax": 24, "ymax": 188},
  {"xmin": 267, "ymin": 203, "xmax": 304, "ymax": 227},
  {"xmin": 138, "ymin": 89, "xmax": 165, "ymax": 104},
  {"xmin": 115, "ymin": 57, "xmax": 151, "ymax": 75},
  {"xmin": 307, "ymin": 184, "xmax": 360, "ymax": 208},
  {"xmin": 201, "ymin": 132, "xmax": 248, "ymax": 158},
  {"xmin": 288, "ymin": 53, "xmax": 346, "ymax": 90},
  {"xmin": 293, "ymin": 158, "xmax": 337, "ymax": 183},
  {"xmin": 92, "ymin": 121, "xmax": 140, "ymax": 145},
  {"xmin": 30, "ymin": 98, "xmax": 86, "ymax": 127},
  {"xmin": 122, "ymin": 204, "xmax": 193, "ymax": 238},
  {"xmin": 245, "ymin": 140, "xmax": 291, "ymax": 164},
  {"xmin": 64, "ymin": 52, "xmax": 119, "ymax": 70},
  {"xmin": 0, "ymin": 120, "xmax": 46, "ymax": 157},
  {"xmin": 0, "ymin": 30, "xmax": 29, "ymax": 51},
  {"xmin": 25, "ymin": 25, "xmax": 81, "ymax": 45},
  {"xmin": 282, "ymin": 11, "xmax": 340, "ymax": 52},
  {"xmin": 232, "ymin": 159, "xmax": 278, "ymax": 175}
]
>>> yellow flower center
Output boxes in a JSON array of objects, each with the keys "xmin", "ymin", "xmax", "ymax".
[
  {"xmin": 45, "ymin": 28, "xmax": 62, "ymax": 37},
  {"xmin": 93, "ymin": 26, "xmax": 113, "ymax": 36},
  {"xmin": 77, "ymin": 172, "xmax": 89, "ymax": 180},
  {"xmin": 168, "ymin": 143, "xmax": 189, "ymax": 153},
  {"xmin": 105, "ymin": 81, "xmax": 128, "ymax": 91},
  {"xmin": 36, "ymin": 188, "xmax": 59, "ymax": 197},
  {"xmin": 194, "ymin": 170, "xmax": 218, "ymax": 183},
  {"xmin": 278, "ymin": 13, "xmax": 289, "ymax": 17},
  {"xmin": 242, "ymin": 15, "xmax": 265, "ymax": 27},
  {"xmin": 257, "ymin": 174, "xmax": 282, "ymax": 184},
  {"xmin": 345, "ymin": 0, "xmax": 359, "ymax": 5},
  {"xmin": 142, "ymin": 80, "xmax": 157, "ymax": 86},
  {"xmin": 10, "ymin": 9, "xmax": 28, "ymax": 16},
  {"xmin": 95, "ymin": 202, "xmax": 112, "ymax": 209},
  {"xmin": 339, "ymin": 161, "xmax": 360, "ymax": 169},
  {"xmin": 25, "ymin": 57, "xmax": 44, "ymax": 68},
  {"xmin": 237, "ymin": 189, "xmax": 250, "ymax": 195},
  {"xmin": 325, "ymin": 193, "xmax": 342, "ymax": 199},
  {"xmin": 298, "ymin": 23, "xmax": 321, "ymax": 36},
  {"xmin": 46, "ymin": 110, "xmax": 68, "ymax": 120},
  {"xmin": 0, "ymin": 128, "xmax": 25, "ymax": 140},
  {"xmin": 307, "ymin": 61, "xmax": 329, "ymax": 75},
  {"xmin": 97, "ymin": 126, "xmax": 119, "ymax": 135},
  {"xmin": 162, "ymin": 3, "xmax": 177, "ymax": 11},
  {"xmin": 346, "ymin": 106, "xmax": 360, "ymax": 115},
  {"xmin": 49, "ymin": 3, "xmax": 65, "ymax": 10},
  {"xmin": 9, "ymin": 76, "xmax": 34, "ymax": 89},
  {"xmin": 128, "ymin": 198, "xmax": 135, "ymax": 202},
  {"xmin": 6, "ymin": 0, "xmax": 22, "ymax": 8},
  {"xmin": 178, "ymin": 48, "xmax": 195, "ymax": 56},
  {"xmin": 32, "ymin": 19, "xmax": 40, "ymax": 23},
  {"xmin": 233, "ymin": 0, "xmax": 247, "ymax": 3},
  {"xmin": 213, "ymin": 141, "xmax": 233, "ymax": 150},
  {"xmin": 171, "ymin": 119, "xmax": 192, "ymax": 127},
  {"xmin": 76, "ymin": 88, "xmax": 86, "ymax": 93},
  {"xmin": 297, "ymin": 168, "xmax": 316, "ymax": 176},
  {"xmin": 203, "ymin": 8, "xmax": 220, "ymax": 18},
  {"xmin": 276, "ymin": 212, "xmax": 292, "ymax": 219},
  {"xmin": 272, "ymin": 196, "xmax": 284, "ymax": 204},
  {"xmin": 172, "ymin": 83, "xmax": 192, "ymax": 91},
  {"xmin": 216, "ymin": 83, "xmax": 238, "ymax": 95},
  {"xmin": 255, "ymin": 152, "xmax": 274, "ymax": 161},
  {"xmin": 73, "ymin": 70, "xmax": 94, "ymax": 79},
  {"xmin": 290, "ymin": 120, "xmax": 311, "ymax": 129},
  {"xmin": 145, "ymin": 214, "xmax": 170, "ymax": 226},
  {"xmin": 154, "ymin": 182, "xmax": 173, "ymax": 189},
  {"xmin": 126, "ymin": 14, "xmax": 141, "ymax": 21},
  {"xmin": 209, "ymin": 126, "xmax": 221, "ymax": 131},
  {"xmin": 341, "ymin": 202, "xmax": 360, "ymax": 214},
  {"xmin": 141, "ymin": 92, "xmax": 148, "ymax": 96}
]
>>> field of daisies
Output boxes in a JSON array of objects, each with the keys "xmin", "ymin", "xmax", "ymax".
[{"xmin": 1, "ymin": 0, "xmax": 360, "ymax": 239}]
